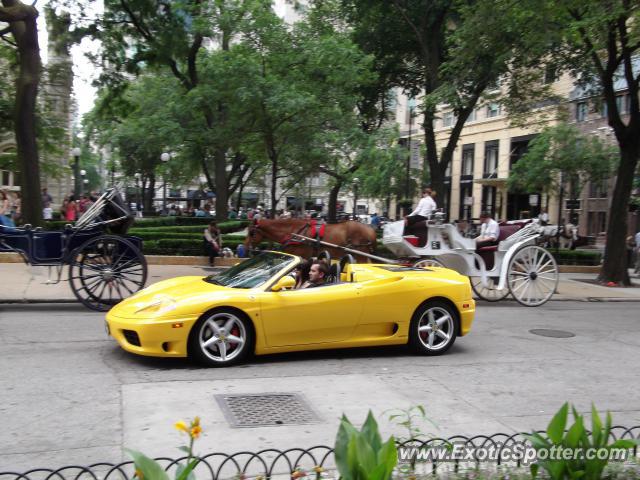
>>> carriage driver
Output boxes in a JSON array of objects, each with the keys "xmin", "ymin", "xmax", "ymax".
[
  {"xmin": 475, "ymin": 211, "xmax": 500, "ymax": 249},
  {"xmin": 404, "ymin": 187, "xmax": 437, "ymax": 227}
]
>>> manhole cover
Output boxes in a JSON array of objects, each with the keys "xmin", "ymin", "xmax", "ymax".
[
  {"xmin": 215, "ymin": 393, "xmax": 321, "ymax": 427},
  {"xmin": 529, "ymin": 329, "xmax": 575, "ymax": 338}
]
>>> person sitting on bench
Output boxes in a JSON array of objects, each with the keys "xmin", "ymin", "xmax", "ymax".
[{"xmin": 475, "ymin": 211, "xmax": 500, "ymax": 249}]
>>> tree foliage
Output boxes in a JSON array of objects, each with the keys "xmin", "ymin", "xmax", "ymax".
[{"xmin": 508, "ymin": 123, "xmax": 617, "ymax": 199}]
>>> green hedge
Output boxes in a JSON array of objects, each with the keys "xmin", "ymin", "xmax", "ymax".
[
  {"xmin": 144, "ymin": 238, "xmax": 267, "ymax": 256},
  {"xmin": 551, "ymin": 249, "xmax": 602, "ymax": 266}
]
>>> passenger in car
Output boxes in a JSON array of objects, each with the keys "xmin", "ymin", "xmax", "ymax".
[
  {"xmin": 294, "ymin": 259, "xmax": 313, "ymax": 289},
  {"xmin": 301, "ymin": 262, "xmax": 329, "ymax": 288}
]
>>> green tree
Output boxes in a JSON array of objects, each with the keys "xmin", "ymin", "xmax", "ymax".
[
  {"xmin": 339, "ymin": 0, "xmax": 532, "ymax": 202},
  {"xmin": 508, "ymin": 123, "xmax": 617, "ymax": 220},
  {"xmin": 500, "ymin": 0, "xmax": 640, "ymax": 284}
]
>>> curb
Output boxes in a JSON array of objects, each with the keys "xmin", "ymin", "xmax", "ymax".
[{"xmin": 0, "ymin": 252, "xmax": 600, "ymax": 272}]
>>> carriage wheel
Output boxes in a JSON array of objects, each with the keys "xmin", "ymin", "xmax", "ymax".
[
  {"xmin": 68, "ymin": 235, "xmax": 148, "ymax": 311},
  {"xmin": 507, "ymin": 245, "xmax": 558, "ymax": 307},
  {"xmin": 470, "ymin": 276, "xmax": 510, "ymax": 302},
  {"xmin": 414, "ymin": 258, "xmax": 445, "ymax": 268}
]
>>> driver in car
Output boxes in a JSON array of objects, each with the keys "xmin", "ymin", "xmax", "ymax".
[{"xmin": 301, "ymin": 261, "xmax": 329, "ymax": 288}]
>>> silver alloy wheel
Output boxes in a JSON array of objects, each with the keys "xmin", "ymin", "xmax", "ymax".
[
  {"xmin": 470, "ymin": 276, "xmax": 510, "ymax": 302},
  {"xmin": 198, "ymin": 312, "xmax": 247, "ymax": 363},
  {"xmin": 417, "ymin": 306, "xmax": 455, "ymax": 351},
  {"xmin": 507, "ymin": 245, "xmax": 558, "ymax": 307},
  {"xmin": 414, "ymin": 258, "xmax": 445, "ymax": 268}
]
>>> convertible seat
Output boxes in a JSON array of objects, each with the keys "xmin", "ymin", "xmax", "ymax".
[{"xmin": 476, "ymin": 224, "xmax": 524, "ymax": 270}]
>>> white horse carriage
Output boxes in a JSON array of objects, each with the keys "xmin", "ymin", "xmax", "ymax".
[{"xmin": 382, "ymin": 214, "xmax": 559, "ymax": 306}]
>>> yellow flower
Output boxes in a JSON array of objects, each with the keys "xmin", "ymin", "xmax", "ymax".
[
  {"xmin": 135, "ymin": 469, "xmax": 144, "ymax": 480},
  {"xmin": 312, "ymin": 466, "xmax": 324, "ymax": 474},
  {"xmin": 192, "ymin": 416, "xmax": 201, "ymax": 427},
  {"xmin": 190, "ymin": 425, "xmax": 202, "ymax": 439},
  {"xmin": 174, "ymin": 421, "xmax": 189, "ymax": 433},
  {"xmin": 292, "ymin": 470, "xmax": 307, "ymax": 479}
]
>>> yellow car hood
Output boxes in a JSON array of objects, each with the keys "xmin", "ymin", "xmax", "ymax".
[{"xmin": 109, "ymin": 275, "xmax": 235, "ymax": 319}]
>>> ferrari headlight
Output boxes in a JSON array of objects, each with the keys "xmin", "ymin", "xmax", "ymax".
[{"xmin": 135, "ymin": 295, "xmax": 177, "ymax": 315}]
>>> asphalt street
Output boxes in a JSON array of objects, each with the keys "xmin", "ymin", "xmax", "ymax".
[{"xmin": 1, "ymin": 301, "xmax": 639, "ymax": 472}]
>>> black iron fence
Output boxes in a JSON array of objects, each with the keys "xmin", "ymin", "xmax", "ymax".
[{"xmin": 2, "ymin": 427, "xmax": 639, "ymax": 480}]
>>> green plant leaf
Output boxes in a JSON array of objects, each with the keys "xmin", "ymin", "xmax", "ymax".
[
  {"xmin": 178, "ymin": 446, "xmax": 191, "ymax": 454},
  {"xmin": 375, "ymin": 438, "xmax": 398, "ymax": 480},
  {"xmin": 361, "ymin": 411, "xmax": 382, "ymax": 453},
  {"xmin": 547, "ymin": 403, "xmax": 568, "ymax": 444},
  {"xmin": 176, "ymin": 459, "xmax": 199, "ymax": 480},
  {"xmin": 125, "ymin": 449, "xmax": 171, "ymax": 480},
  {"xmin": 335, "ymin": 417, "xmax": 359, "ymax": 480},
  {"xmin": 355, "ymin": 431, "xmax": 377, "ymax": 474},
  {"xmin": 565, "ymin": 416, "xmax": 584, "ymax": 449},
  {"xmin": 530, "ymin": 463, "xmax": 539, "ymax": 479},
  {"xmin": 591, "ymin": 404, "xmax": 603, "ymax": 448}
]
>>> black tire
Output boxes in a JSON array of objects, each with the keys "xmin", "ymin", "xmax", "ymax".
[
  {"xmin": 68, "ymin": 234, "xmax": 147, "ymax": 311},
  {"xmin": 408, "ymin": 300, "xmax": 459, "ymax": 356},
  {"xmin": 188, "ymin": 309, "xmax": 254, "ymax": 367}
]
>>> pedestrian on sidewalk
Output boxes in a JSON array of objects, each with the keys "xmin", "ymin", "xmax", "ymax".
[
  {"xmin": 0, "ymin": 190, "xmax": 15, "ymax": 227},
  {"xmin": 204, "ymin": 220, "xmax": 222, "ymax": 266}
]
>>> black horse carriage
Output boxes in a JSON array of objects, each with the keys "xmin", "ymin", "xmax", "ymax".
[{"xmin": 0, "ymin": 186, "xmax": 147, "ymax": 311}]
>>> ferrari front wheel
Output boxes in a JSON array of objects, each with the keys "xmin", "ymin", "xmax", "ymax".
[
  {"xmin": 189, "ymin": 309, "xmax": 254, "ymax": 367},
  {"xmin": 409, "ymin": 300, "xmax": 458, "ymax": 356}
]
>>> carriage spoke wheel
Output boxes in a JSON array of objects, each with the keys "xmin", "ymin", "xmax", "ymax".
[
  {"xmin": 190, "ymin": 310, "xmax": 253, "ymax": 367},
  {"xmin": 414, "ymin": 258, "xmax": 445, "ymax": 268},
  {"xmin": 470, "ymin": 276, "xmax": 510, "ymax": 302},
  {"xmin": 507, "ymin": 245, "xmax": 558, "ymax": 307},
  {"xmin": 68, "ymin": 235, "xmax": 147, "ymax": 311}
]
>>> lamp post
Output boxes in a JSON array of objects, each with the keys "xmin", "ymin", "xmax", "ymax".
[
  {"xmin": 161, "ymin": 152, "xmax": 171, "ymax": 214},
  {"xmin": 134, "ymin": 172, "xmax": 141, "ymax": 211},
  {"xmin": 71, "ymin": 147, "xmax": 81, "ymax": 198},
  {"xmin": 79, "ymin": 169, "xmax": 87, "ymax": 196},
  {"xmin": 406, "ymin": 104, "xmax": 414, "ymax": 199},
  {"xmin": 352, "ymin": 177, "xmax": 360, "ymax": 220}
]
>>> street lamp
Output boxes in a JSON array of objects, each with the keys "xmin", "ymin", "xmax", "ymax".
[
  {"xmin": 134, "ymin": 172, "xmax": 141, "ymax": 212},
  {"xmin": 161, "ymin": 152, "xmax": 171, "ymax": 214},
  {"xmin": 352, "ymin": 177, "xmax": 360, "ymax": 220},
  {"xmin": 71, "ymin": 147, "xmax": 81, "ymax": 198}
]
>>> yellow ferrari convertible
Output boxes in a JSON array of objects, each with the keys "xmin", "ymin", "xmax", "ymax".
[{"xmin": 106, "ymin": 252, "xmax": 475, "ymax": 367}]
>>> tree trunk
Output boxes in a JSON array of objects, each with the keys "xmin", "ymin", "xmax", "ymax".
[
  {"xmin": 214, "ymin": 147, "xmax": 228, "ymax": 221},
  {"xmin": 3, "ymin": 1, "xmax": 43, "ymax": 225},
  {"xmin": 327, "ymin": 182, "xmax": 341, "ymax": 223},
  {"xmin": 270, "ymin": 157, "xmax": 278, "ymax": 218},
  {"xmin": 597, "ymin": 140, "xmax": 639, "ymax": 285}
]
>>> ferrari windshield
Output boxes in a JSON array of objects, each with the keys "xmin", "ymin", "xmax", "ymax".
[{"xmin": 204, "ymin": 252, "xmax": 295, "ymax": 289}]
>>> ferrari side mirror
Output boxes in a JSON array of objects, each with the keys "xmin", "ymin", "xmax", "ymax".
[{"xmin": 272, "ymin": 275, "xmax": 296, "ymax": 292}]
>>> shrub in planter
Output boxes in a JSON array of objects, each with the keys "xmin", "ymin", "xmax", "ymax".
[
  {"xmin": 334, "ymin": 411, "xmax": 397, "ymax": 480},
  {"xmin": 526, "ymin": 403, "xmax": 638, "ymax": 479}
]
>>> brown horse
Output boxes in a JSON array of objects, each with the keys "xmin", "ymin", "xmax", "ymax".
[{"xmin": 245, "ymin": 218, "xmax": 377, "ymax": 260}]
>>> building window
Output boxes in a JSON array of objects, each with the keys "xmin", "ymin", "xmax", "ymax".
[
  {"xmin": 601, "ymin": 101, "xmax": 608, "ymax": 118},
  {"xmin": 576, "ymin": 101, "xmax": 587, "ymax": 122},
  {"xmin": 442, "ymin": 111, "xmax": 455, "ymax": 127},
  {"xmin": 484, "ymin": 140, "xmax": 499, "ymax": 177},
  {"xmin": 589, "ymin": 179, "xmax": 608, "ymax": 198},
  {"xmin": 543, "ymin": 65, "xmax": 557, "ymax": 84},
  {"xmin": 459, "ymin": 183, "xmax": 473, "ymax": 220},
  {"xmin": 482, "ymin": 186, "xmax": 497, "ymax": 217},
  {"xmin": 466, "ymin": 108, "xmax": 476, "ymax": 123},
  {"xmin": 486, "ymin": 103, "xmax": 501, "ymax": 118},
  {"xmin": 1, "ymin": 170, "xmax": 9, "ymax": 187},
  {"xmin": 461, "ymin": 145, "xmax": 474, "ymax": 177}
]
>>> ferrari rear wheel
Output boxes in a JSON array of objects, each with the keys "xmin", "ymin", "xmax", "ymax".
[
  {"xmin": 409, "ymin": 300, "xmax": 458, "ymax": 356},
  {"xmin": 189, "ymin": 309, "xmax": 254, "ymax": 367}
]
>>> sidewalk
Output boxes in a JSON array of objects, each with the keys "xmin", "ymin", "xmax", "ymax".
[{"xmin": 1, "ymin": 262, "xmax": 640, "ymax": 303}]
